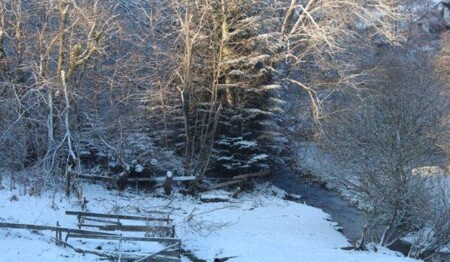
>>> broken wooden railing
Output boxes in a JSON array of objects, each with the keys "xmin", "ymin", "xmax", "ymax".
[
  {"xmin": 0, "ymin": 222, "xmax": 117, "ymax": 247},
  {"xmin": 78, "ymin": 170, "xmax": 270, "ymax": 193},
  {"xmin": 78, "ymin": 174, "xmax": 196, "ymax": 192},
  {"xmin": 0, "ymin": 210, "xmax": 182, "ymax": 261},
  {"xmin": 65, "ymin": 210, "xmax": 175, "ymax": 238},
  {"xmin": 59, "ymin": 232, "xmax": 181, "ymax": 261},
  {"xmin": 63, "ymin": 211, "xmax": 181, "ymax": 261},
  {"xmin": 77, "ymin": 174, "xmax": 195, "ymax": 183}
]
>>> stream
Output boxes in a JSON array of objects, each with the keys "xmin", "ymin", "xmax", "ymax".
[
  {"xmin": 273, "ymin": 170, "xmax": 411, "ymax": 256},
  {"xmin": 273, "ymin": 170, "xmax": 365, "ymax": 244}
]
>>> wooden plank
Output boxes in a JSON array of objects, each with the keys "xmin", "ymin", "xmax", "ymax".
[
  {"xmin": 76, "ymin": 251, "xmax": 180, "ymax": 261},
  {"xmin": 77, "ymin": 224, "xmax": 115, "ymax": 229},
  {"xmin": 67, "ymin": 234, "xmax": 181, "ymax": 244},
  {"xmin": 98, "ymin": 224, "xmax": 174, "ymax": 233},
  {"xmin": 0, "ymin": 222, "xmax": 118, "ymax": 236},
  {"xmin": 232, "ymin": 170, "xmax": 270, "ymax": 180},
  {"xmin": 82, "ymin": 217, "xmax": 121, "ymax": 225},
  {"xmin": 65, "ymin": 211, "xmax": 171, "ymax": 221},
  {"xmin": 78, "ymin": 175, "xmax": 113, "ymax": 182},
  {"xmin": 127, "ymin": 176, "xmax": 196, "ymax": 183},
  {"xmin": 0, "ymin": 222, "xmax": 60, "ymax": 231}
]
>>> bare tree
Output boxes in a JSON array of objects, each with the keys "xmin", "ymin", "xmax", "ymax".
[
  {"xmin": 279, "ymin": 0, "xmax": 403, "ymax": 129},
  {"xmin": 149, "ymin": 0, "xmax": 403, "ymax": 179},
  {"xmin": 408, "ymin": 167, "xmax": 450, "ymax": 260},
  {"xmin": 0, "ymin": 0, "xmax": 115, "ymax": 194},
  {"xmin": 322, "ymin": 49, "xmax": 450, "ymax": 253},
  {"xmin": 0, "ymin": 0, "xmax": 407, "ymax": 192}
]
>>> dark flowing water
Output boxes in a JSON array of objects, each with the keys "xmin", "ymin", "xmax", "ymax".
[
  {"xmin": 273, "ymin": 170, "xmax": 365, "ymax": 244},
  {"xmin": 273, "ymin": 170, "xmax": 450, "ymax": 261}
]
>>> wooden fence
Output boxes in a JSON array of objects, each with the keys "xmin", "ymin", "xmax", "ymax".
[{"xmin": 0, "ymin": 210, "xmax": 182, "ymax": 261}]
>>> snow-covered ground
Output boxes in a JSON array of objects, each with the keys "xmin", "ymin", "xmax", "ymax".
[{"xmin": 0, "ymin": 180, "xmax": 420, "ymax": 262}]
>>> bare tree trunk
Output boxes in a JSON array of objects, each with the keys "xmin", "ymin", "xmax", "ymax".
[
  {"xmin": 64, "ymin": 165, "xmax": 71, "ymax": 196},
  {"xmin": 61, "ymin": 70, "xmax": 77, "ymax": 196},
  {"xmin": 0, "ymin": 2, "xmax": 7, "ymax": 79},
  {"xmin": 61, "ymin": 70, "xmax": 76, "ymax": 162},
  {"xmin": 57, "ymin": 2, "xmax": 69, "ymax": 81},
  {"xmin": 47, "ymin": 92, "xmax": 54, "ymax": 153},
  {"xmin": 12, "ymin": 0, "xmax": 24, "ymax": 83}
]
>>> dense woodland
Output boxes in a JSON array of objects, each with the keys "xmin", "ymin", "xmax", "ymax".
[{"xmin": 0, "ymin": 0, "xmax": 449, "ymax": 259}]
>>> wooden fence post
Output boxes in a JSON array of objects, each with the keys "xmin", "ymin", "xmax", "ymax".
[
  {"xmin": 81, "ymin": 197, "xmax": 87, "ymax": 211},
  {"xmin": 56, "ymin": 221, "xmax": 61, "ymax": 246},
  {"xmin": 77, "ymin": 214, "xmax": 81, "ymax": 229},
  {"xmin": 163, "ymin": 171, "xmax": 173, "ymax": 195},
  {"xmin": 135, "ymin": 176, "xmax": 139, "ymax": 194}
]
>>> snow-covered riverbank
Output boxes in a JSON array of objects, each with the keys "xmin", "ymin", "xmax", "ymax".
[{"xmin": 0, "ymin": 181, "xmax": 420, "ymax": 262}]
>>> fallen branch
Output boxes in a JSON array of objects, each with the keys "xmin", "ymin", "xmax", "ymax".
[
  {"xmin": 200, "ymin": 194, "xmax": 230, "ymax": 203},
  {"xmin": 186, "ymin": 206, "xmax": 236, "ymax": 221},
  {"xmin": 200, "ymin": 170, "xmax": 270, "ymax": 191},
  {"xmin": 207, "ymin": 180, "xmax": 242, "ymax": 190},
  {"xmin": 186, "ymin": 208, "xmax": 197, "ymax": 222},
  {"xmin": 232, "ymin": 170, "xmax": 270, "ymax": 180}
]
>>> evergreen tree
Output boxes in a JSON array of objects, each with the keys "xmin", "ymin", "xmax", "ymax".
[
  {"xmin": 152, "ymin": 0, "xmax": 286, "ymax": 176},
  {"xmin": 211, "ymin": 0, "xmax": 285, "ymax": 174}
]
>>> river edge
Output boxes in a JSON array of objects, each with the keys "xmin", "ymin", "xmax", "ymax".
[{"xmin": 272, "ymin": 170, "xmax": 412, "ymax": 255}]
